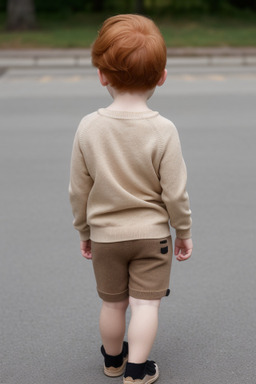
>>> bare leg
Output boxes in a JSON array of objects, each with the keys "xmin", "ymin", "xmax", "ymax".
[
  {"xmin": 100, "ymin": 298, "xmax": 129, "ymax": 356},
  {"xmin": 128, "ymin": 297, "xmax": 160, "ymax": 363}
]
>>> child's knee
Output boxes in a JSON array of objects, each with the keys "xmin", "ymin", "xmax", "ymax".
[
  {"xmin": 129, "ymin": 296, "xmax": 161, "ymax": 309},
  {"xmin": 103, "ymin": 298, "xmax": 129, "ymax": 311}
]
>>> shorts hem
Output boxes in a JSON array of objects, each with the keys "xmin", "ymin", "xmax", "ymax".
[
  {"xmin": 129, "ymin": 288, "xmax": 170, "ymax": 300},
  {"xmin": 97, "ymin": 288, "xmax": 129, "ymax": 302}
]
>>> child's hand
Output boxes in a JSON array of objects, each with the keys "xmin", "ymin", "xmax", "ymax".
[
  {"xmin": 175, "ymin": 238, "xmax": 193, "ymax": 261},
  {"xmin": 80, "ymin": 240, "xmax": 92, "ymax": 259}
]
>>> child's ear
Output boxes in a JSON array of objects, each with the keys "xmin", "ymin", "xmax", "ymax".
[
  {"xmin": 97, "ymin": 69, "xmax": 109, "ymax": 86},
  {"xmin": 157, "ymin": 69, "xmax": 167, "ymax": 86}
]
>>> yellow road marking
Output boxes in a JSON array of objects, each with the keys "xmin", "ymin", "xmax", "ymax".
[{"xmin": 40, "ymin": 76, "xmax": 52, "ymax": 83}]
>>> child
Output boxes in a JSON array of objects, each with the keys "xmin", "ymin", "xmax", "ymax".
[{"xmin": 69, "ymin": 14, "xmax": 192, "ymax": 384}]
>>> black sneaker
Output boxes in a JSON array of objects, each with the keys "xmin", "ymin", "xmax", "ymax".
[
  {"xmin": 101, "ymin": 341, "xmax": 128, "ymax": 377},
  {"xmin": 123, "ymin": 360, "xmax": 159, "ymax": 384}
]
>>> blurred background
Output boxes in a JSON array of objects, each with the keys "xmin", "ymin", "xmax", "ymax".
[{"xmin": 0, "ymin": 0, "xmax": 256, "ymax": 48}]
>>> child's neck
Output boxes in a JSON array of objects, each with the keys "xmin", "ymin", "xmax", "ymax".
[{"xmin": 106, "ymin": 89, "xmax": 154, "ymax": 112}]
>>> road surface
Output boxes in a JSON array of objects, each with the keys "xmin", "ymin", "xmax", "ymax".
[{"xmin": 0, "ymin": 64, "xmax": 256, "ymax": 384}]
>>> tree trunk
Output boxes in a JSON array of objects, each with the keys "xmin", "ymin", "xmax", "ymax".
[
  {"xmin": 208, "ymin": 0, "xmax": 221, "ymax": 13},
  {"xmin": 92, "ymin": 0, "xmax": 104, "ymax": 12},
  {"xmin": 7, "ymin": 0, "xmax": 36, "ymax": 30},
  {"xmin": 135, "ymin": 0, "xmax": 145, "ymax": 14}
]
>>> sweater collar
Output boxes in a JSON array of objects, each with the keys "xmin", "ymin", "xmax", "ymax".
[{"xmin": 98, "ymin": 108, "xmax": 159, "ymax": 120}]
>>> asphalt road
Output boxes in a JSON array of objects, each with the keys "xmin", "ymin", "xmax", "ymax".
[{"xmin": 0, "ymin": 64, "xmax": 256, "ymax": 384}]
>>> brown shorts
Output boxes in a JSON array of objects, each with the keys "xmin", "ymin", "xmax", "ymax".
[{"xmin": 91, "ymin": 236, "xmax": 173, "ymax": 302}]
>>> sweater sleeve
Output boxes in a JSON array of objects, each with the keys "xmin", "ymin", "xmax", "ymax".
[
  {"xmin": 159, "ymin": 125, "xmax": 192, "ymax": 239},
  {"xmin": 69, "ymin": 127, "xmax": 93, "ymax": 241}
]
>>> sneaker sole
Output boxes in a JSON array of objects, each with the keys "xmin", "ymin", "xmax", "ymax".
[
  {"xmin": 123, "ymin": 364, "xmax": 159, "ymax": 384},
  {"xmin": 104, "ymin": 356, "xmax": 128, "ymax": 377}
]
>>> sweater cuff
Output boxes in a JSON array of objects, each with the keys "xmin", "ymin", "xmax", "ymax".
[
  {"xmin": 79, "ymin": 228, "xmax": 90, "ymax": 241},
  {"xmin": 175, "ymin": 229, "xmax": 192, "ymax": 240}
]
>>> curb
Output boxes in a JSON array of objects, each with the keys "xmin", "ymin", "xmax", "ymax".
[{"xmin": 0, "ymin": 47, "xmax": 256, "ymax": 68}]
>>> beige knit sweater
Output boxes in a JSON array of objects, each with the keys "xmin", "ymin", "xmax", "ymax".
[{"xmin": 69, "ymin": 108, "xmax": 192, "ymax": 242}]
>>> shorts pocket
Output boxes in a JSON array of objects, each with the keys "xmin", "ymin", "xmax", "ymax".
[{"xmin": 160, "ymin": 246, "xmax": 168, "ymax": 254}]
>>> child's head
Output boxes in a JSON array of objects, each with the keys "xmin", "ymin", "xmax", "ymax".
[{"xmin": 91, "ymin": 14, "xmax": 167, "ymax": 92}]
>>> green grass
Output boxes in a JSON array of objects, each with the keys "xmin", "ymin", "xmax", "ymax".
[
  {"xmin": 0, "ymin": 13, "xmax": 256, "ymax": 48},
  {"xmin": 160, "ymin": 18, "xmax": 256, "ymax": 47}
]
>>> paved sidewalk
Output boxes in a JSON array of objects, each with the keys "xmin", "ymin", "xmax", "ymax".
[{"xmin": 0, "ymin": 47, "xmax": 256, "ymax": 68}]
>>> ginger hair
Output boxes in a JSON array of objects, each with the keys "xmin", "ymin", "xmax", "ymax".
[{"xmin": 91, "ymin": 14, "xmax": 167, "ymax": 91}]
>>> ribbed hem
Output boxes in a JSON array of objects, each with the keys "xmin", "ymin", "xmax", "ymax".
[
  {"xmin": 97, "ymin": 288, "xmax": 129, "ymax": 302},
  {"xmin": 175, "ymin": 229, "xmax": 192, "ymax": 239},
  {"xmin": 90, "ymin": 223, "xmax": 171, "ymax": 243},
  {"xmin": 129, "ymin": 288, "xmax": 171, "ymax": 300},
  {"xmin": 79, "ymin": 229, "xmax": 90, "ymax": 241}
]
